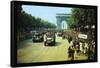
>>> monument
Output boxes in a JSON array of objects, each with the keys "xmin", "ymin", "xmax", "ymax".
[{"xmin": 56, "ymin": 13, "xmax": 70, "ymax": 29}]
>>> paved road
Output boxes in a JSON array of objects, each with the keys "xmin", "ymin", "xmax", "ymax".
[{"xmin": 17, "ymin": 36, "xmax": 87, "ymax": 63}]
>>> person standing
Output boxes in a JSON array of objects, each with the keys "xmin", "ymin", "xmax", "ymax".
[
  {"xmin": 71, "ymin": 46, "xmax": 75, "ymax": 60},
  {"xmin": 68, "ymin": 46, "xmax": 72, "ymax": 58}
]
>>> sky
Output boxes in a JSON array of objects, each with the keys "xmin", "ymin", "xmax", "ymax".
[{"xmin": 22, "ymin": 5, "xmax": 72, "ymax": 25}]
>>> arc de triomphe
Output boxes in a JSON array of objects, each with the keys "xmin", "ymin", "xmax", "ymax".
[{"xmin": 56, "ymin": 13, "xmax": 70, "ymax": 29}]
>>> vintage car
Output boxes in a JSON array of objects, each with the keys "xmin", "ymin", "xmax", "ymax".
[
  {"xmin": 57, "ymin": 31, "xmax": 63, "ymax": 37},
  {"xmin": 44, "ymin": 32, "xmax": 56, "ymax": 46},
  {"xmin": 32, "ymin": 32, "xmax": 44, "ymax": 42}
]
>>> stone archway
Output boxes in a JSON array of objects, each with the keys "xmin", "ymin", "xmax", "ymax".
[
  {"xmin": 61, "ymin": 21, "xmax": 67, "ymax": 29},
  {"xmin": 56, "ymin": 13, "xmax": 70, "ymax": 29}
]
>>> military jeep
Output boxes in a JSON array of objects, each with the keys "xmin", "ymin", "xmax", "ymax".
[{"xmin": 44, "ymin": 32, "xmax": 56, "ymax": 46}]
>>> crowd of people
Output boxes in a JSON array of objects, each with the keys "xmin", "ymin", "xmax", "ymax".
[{"xmin": 67, "ymin": 36, "xmax": 95, "ymax": 60}]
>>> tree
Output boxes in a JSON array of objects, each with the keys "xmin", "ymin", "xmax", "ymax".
[
  {"xmin": 16, "ymin": 5, "xmax": 56, "ymax": 42},
  {"xmin": 69, "ymin": 8, "xmax": 96, "ymax": 33},
  {"xmin": 68, "ymin": 8, "xmax": 96, "ymax": 44}
]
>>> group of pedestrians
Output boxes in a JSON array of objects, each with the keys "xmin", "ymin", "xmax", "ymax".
[
  {"xmin": 67, "ymin": 36, "xmax": 95, "ymax": 60},
  {"xmin": 67, "ymin": 38, "xmax": 80, "ymax": 60},
  {"xmin": 67, "ymin": 36, "xmax": 90, "ymax": 60}
]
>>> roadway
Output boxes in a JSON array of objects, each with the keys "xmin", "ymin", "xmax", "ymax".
[{"xmin": 17, "ymin": 36, "xmax": 87, "ymax": 63}]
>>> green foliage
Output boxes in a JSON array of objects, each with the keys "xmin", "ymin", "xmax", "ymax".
[
  {"xmin": 16, "ymin": 5, "xmax": 56, "ymax": 42},
  {"xmin": 71, "ymin": 8, "xmax": 95, "ymax": 26},
  {"xmin": 67, "ymin": 8, "xmax": 96, "ymax": 43},
  {"xmin": 69, "ymin": 8, "xmax": 96, "ymax": 31},
  {"xmin": 17, "ymin": 11, "xmax": 56, "ymax": 31}
]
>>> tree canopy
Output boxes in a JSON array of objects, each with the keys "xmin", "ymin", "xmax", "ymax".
[
  {"xmin": 16, "ymin": 5, "xmax": 56, "ymax": 32},
  {"xmin": 16, "ymin": 4, "xmax": 56, "ymax": 41},
  {"xmin": 68, "ymin": 8, "xmax": 96, "ymax": 33},
  {"xmin": 67, "ymin": 8, "xmax": 96, "ymax": 43}
]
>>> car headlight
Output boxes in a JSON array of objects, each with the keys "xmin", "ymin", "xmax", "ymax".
[
  {"xmin": 40, "ymin": 36, "xmax": 42, "ymax": 38},
  {"xmin": 47, "ymin": 38, "xmax": 51, "ymax": 40},
  {"xmin": 33, "ymin": 36, "xmax": 36, "ymax": 37}
]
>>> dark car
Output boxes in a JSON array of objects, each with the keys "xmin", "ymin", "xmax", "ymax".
[
  {"xmin": 44, "ymin": 32, "xmax": 56, "ymax": 46},
  {"xmin": 57, "ymin": 32, "xmax": 63, "ymax": 37},
  {"xmin": 32, "ymin": 32, "xmax": 44, "ymax": 42}
]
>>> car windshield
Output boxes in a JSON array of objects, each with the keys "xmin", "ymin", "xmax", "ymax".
[
  {"xmin": 46, "ymin": 34, "xmax": 54, "ymax": 38},
  {"xmin": 47, "ymin": 35, "xmax": 53, "ymax": 38},
  {"xmin": 34, "ymin": 32, "xmax": 41, "ymax": 36}
]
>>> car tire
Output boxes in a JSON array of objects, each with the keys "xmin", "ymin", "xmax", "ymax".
[
  {"xmin": 44, "ymin": 42, "xmax": 47, "ymax": 46},
  {"xmin": 52, "ymin": 42, "xmax": 55, "ymax": 46},
  {"xmin": 32, "ymin": 39, "xmax": 34, "ymax": 42}
]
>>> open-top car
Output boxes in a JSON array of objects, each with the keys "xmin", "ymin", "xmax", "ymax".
[{"xmin": 44, "ymin": 32, "xmax": 56, "ymax": 46}]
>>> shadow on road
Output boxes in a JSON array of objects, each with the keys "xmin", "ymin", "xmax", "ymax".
[
  {"xmin": 45, "ymin": 41, "xmax": 62, "ymax": 47},
  {"xmin": 17, "ymin": 39, "xmax": 33, "ymax": 49},
  {"xmin": 17, "ymin": 42, "xmax": 29, "ymax": 49},
  {"xmin": 55, "ymin": 42, "xmax": 62, "ymax": 46}
]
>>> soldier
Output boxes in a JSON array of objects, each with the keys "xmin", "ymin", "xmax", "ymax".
[
  {"xmin": 68, "ymin": 36, "xmax": 72, "ymax": 43},
  {"xmin": 71, "ymin": 46, "xmax": 75, "ymax": 60},
  {"xmin": 76, "ymin": 41, "xmax": 80, "ymax": 55},
  {"xmin": 68, "ymin": 46, "xmax": 72, "ymax": 58}
]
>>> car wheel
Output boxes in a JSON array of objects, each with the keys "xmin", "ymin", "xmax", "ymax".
[
  {"xmin": 52, "ymin": 42, "xmax": 55, "ymax": 46},
  {"xmin": 32, "ymin": 39, "xmax": 34, "ymax": 42},
  {"xmin": 44, "ymin": 42, "xmax": 46, "ymax": 46}
]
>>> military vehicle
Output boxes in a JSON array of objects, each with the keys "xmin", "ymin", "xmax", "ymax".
[
  {"xmin": 32, "ymin": 32, "xmax": 44, "ymax": 42},
  {"xmin": 44, "ymin": 32, "xmax": 56, "ymax": 46}
]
